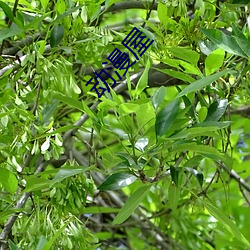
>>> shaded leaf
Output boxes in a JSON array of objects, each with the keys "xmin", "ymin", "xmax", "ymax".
[
  {"xmin": 98, "ymin": 172, "xmax": 136, "ymax": 191},
  {"xmin": 185, "ymin": 167, "xmax": 204, "ymax": 187},
  {"xmin": 205, "ymin": 99, "xmax": 228, "ymax": 122},
  {"xmin": 155, "ymin": 98, "xmax": 179, "ymax": 137},
  {"xmin": 112, "ymin": 185, "xmax": 151, "ymax": 224},
  {"xmin": 232, "ymin": 0, "xmax": 250, "ymax": 4},
  {"xmin": 50, "ymin": 24, "xmax": 64, "ymax": 47},
  {"xmin": 170, "ymin": 166, "xmax": 181, "ymax": 186}
]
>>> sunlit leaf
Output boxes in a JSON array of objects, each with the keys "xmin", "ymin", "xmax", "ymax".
[
  {"xmin": 134, "ymin": 59, "xmax": 150, "ymax": 98},
  {"xmin": 98, "ymin": 172, "xmax": 137, "ymax": 190},
  {"xmin": 168, "ymin": 182, "xmax": 180, "ymax": 210},
  {"xmin": 0, "ymin": 168, "xmax": 18, "ymax": 194},
  {"xmin": 205, "ymin": 49, "xmax": 225, "ymax": 75}
]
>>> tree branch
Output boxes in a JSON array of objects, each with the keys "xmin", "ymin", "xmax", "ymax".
[{"xmin": 219, "ymin": 163, "xmax": 250, "ymax": 193}]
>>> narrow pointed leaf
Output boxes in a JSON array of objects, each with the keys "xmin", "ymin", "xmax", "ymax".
[
  {"xmin": 203, "ymin": 201, "xmax": 250, "ymax": 248},
  {"xmin": 155, "ymin": 99, "xmax": 179, "ymax": 137},
  {"xmin": 112, "ymin": 185, "xmax": 151, "ymax": 224},
  {"xmin": 98, "ymin": 172, "xmax": 137, "ymax": 191},
  {"xmin": 177, "ymin": 70, "xmax": 230, "ymax": 98},
  {"xmin": 50, "ymin": 24, "xmax": 64, "ymax": 47}
]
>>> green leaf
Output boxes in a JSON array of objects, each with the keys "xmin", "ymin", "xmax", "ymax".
[
  {"xmin": 200, "ymin": 28, "xmax": 247, "ymax": 58},
  {"xmin": 41, "ymin": 100, "xmax": 60, "ymax": 125},
  {"xmin": 170, "ymin": 126, "xmax": 220, "ymax": 139},
  {"xmin": 119, "ymin": 103, "xmax": 140, "ymax": 115},
  {"xmin": 134, "ymin": 59, "xmax": 150, "ymax": 98},
  {"xmin": 0, "ymin": 1, "xmax": 14, "ymax": 21},
  {"xmin": 36, "ymin": 236, "xmax": 48, "ymax": 250},
  {"xmin": 170, "ymin": 166, "xmax": 181, "ymax": 186},
  {"xmin": 80, "ymin": 206, "xmax": 120, "ymax": 214},
  {"xmin": 9, "ymin": 241, "xmax": 21, "ymax": 250},
  {"xmin": 112, "ymin": 185, "xmax": 151, "ymax": 224},
  {"xmin": 50, "ymin": 24, "xmax": 64, "ymax": 47},
  {"xmin": 157, "ymin": 2, "xmax": 168, "ymax": 24},
  {"xmin": 0, "ymin": 209, "xmax": 24, "ymax": 223},
  {"xmin": 155, "ymin": 98, "xmax": 179, "ymax": 137},
  {"xmin": 170, "ymin": 143, "xmax": 229, "ymax": 165},
  {"xmin": 0, "ymin": 25, "xmax": 23, "ymax": 42},
  {"xmin": 203, "ymin": 201, "xmax": 250, "ymax": 248},
  {"xmin": 155, "ymin": 67, "xmax": 195, "ymax": 83},
  {"xmin": 205, "ymin": 49, "xmax": 225, "ymax": 75},
  {"xmin": 176, "ymin": 69, "xmax": 231, "ymax": 98},
  {"xmin": 98, "ymin": 172, "xmax": 137, "ymax": 191},
  {"xmin": 40, "ymin": 0, "xmax": 49, "ymax": 9},
  {"xmin": 51, "ymin": 166, "xmax": 86, "ymax": 186},
  {"xmin": 205, "ymin": 99, "xmax": 228, "ymax": 122},
  {"xmin": 42, "ymin": 223, "xmax": 69, "ymax": 250},
  {"xmin": 168, "ymin": 47, "xmax": 200, "ymax": 65},
  {"xmin": 0, "ymin": 168, "xmax": 18, "ymax": 194},
  {"xmin": 232, "ymin": 0, "xmax": 250, "ymax": 4},
  {"xmin": 198, "ymin": 106, "xmax": 208, "ymax": 122},
  {"xmin": 185, "ymin": 167, "xmax": 204, "ymax": 187},
  {"xmin": 53, "ymin": 92, "xmax": 85, "ymax": 112},
  {"xmin": 24, "ymin": 177, "xmax": 51, "ymax": 192},
  {"xmin": 168, "ymin": 182, "xmax": 180, "ymax": 210},
  {"xmin": 54, "ymin": 5, "xmax": 83, "ymax": 23},
  {"xmin": 151, "ymin": 86, "xmax": 166, "ymax": 111},
  {"xmin": 194, "ymin": 121, "xmax": 231, "ymax": 129}
]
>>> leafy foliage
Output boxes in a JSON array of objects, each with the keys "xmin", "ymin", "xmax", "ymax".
[{"xmin": 0, "ymin": 0, "xmax": 250, "ymax": 249}]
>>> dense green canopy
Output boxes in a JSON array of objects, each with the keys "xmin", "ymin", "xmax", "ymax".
[{"xmin": 0, "ymin": 0, "xmax": 250, "ymax": 249}]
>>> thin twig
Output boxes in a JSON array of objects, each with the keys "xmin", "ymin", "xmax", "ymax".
[
  {"xmin": 219, "ymin": 163, "xmax": 250, "ymax": 193},
  {"xmin": 142, "ymin": 0, "xmax": 156, "ymax": 28}
]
